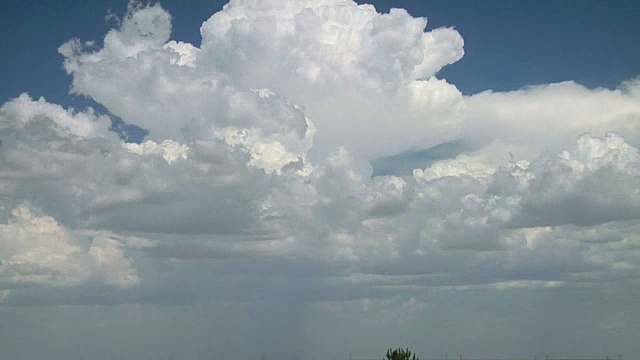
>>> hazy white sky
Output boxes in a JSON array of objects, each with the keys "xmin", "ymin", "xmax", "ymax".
[{"xmin": 1, "ymin": 1, "xmax": 639, "ymax": 359}]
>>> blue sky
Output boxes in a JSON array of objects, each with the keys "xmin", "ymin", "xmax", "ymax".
[{"xmin": 1, "ymin": 1, "xmax": 640, "ymax": 360}]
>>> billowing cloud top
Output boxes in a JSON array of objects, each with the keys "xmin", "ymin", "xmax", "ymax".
[{"xmin": 1, "ymin": 1, "xmax": 640, "ymax": 352}]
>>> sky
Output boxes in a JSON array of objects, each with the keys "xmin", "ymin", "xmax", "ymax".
[{"xmin": 1, "ymin": 1, "xmax": 640, "ymax": 360}]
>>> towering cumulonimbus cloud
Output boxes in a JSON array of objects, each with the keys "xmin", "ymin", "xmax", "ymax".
[
  {"xmin": 0, "ymin": 2, "xmax": 639, "ymax": 342},
  {"xmin": 198, "ymin": 0, "xmax": 464, "ymax": 93}
]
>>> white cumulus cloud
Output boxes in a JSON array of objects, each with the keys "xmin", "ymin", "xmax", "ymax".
[
  {"xmin": 0, "ymin": 205, "xmax": 138, "ymax": 289},
  {"xmin": 0, "ymin": 0, "xmax": 637, "ymax": 321}
]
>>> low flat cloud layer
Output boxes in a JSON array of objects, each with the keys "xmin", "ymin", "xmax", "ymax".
[{"xmin": 1, "ymin": 1, "xmax": 639, "ymax": 358}]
